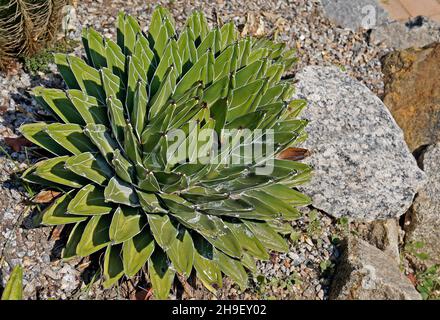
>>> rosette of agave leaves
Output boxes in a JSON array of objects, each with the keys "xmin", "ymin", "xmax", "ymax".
[{"xmin": 20, "ymin": 6, "xmax": 312, "ymax": 298}]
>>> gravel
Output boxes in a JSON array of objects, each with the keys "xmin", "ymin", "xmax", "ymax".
[{"xmin": 1, "ymin": 0, "xmax": 391, "ymax": 300}]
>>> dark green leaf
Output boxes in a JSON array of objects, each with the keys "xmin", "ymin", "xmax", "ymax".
[
  {"xmin": 83, "ymin": 27, "xmax": 107, "ymax": 69},
  {"xmin": 32, "ymin": 87, "xmax": 84, "ymax": 124},
  {"xmin": 33, "ymin": 156, "xmax": 88, "ymax": 188},
  {"xmin": 109, "ymin": 206, "xmax": 146, "ymax": 244},
  {"xmin": 76, "ymin": 214, "xmax": 112, "ymax": 257},
  {"xmin": 45, "ymin": 123, "xmax": 96, "ymax": 155},
  {"xmin": 243, "ymin": 220, "xmax": 289, "ymax": 253},
  {"xmin": 19, "ymin": 122, "xmax": 69, "ymax": 156},
  {"xmin": 65, "ymin": 152, "xmax": 113, "ymax": 186},
  {"xmin": 214, "ymin": 248, "xmax": 248, "ymax": 291},
  {"xmin": 62, "ymin": 221, "xmax": 87, "ymax": 259},
  {"xmin": 224, "ymin": 221, "xmax": 269, "ymax": 260},
  {"xmin": 193, "ymin": 235, "xmax": 222, "ymax": 293},
  {"xmin": 166, "ymin": 226, "xmax": 194, "ymax": 277},
  {"xmin": 84, "ymin": 124, "xmax": 118, "ymax": 163},
  {"xmin": 147, "ymin": 213, "xmax": 178, "ymax": 251},
  {"xmin": 122, "ymin": 231, "xmax": 155, "ymax": 277},
  {"xmin": 148, "ymin": 248, "xmax": 175, "ymax": 300},
  {"xmin": 42, "ymin": 191, "xmax": 87, "ymax": 225},
  {"xmin": 104, "ymin": 176, "xmax": 139, "ymax": 207},
  {"xmin": 67, "ymin": 184, "xmax": 113, "ymax": 216},
  {"xmin": 68, "ymin": 55, "xmax": 106, "ymax": 102},
  {"xmin": 67, "ymin": 90, "xmax": 109, "ymax": 125},
  {"xmin": 103, "ymin": 244, "xmax": 124, "ymax": 288},
  {"xmin": 1, "ymin": 265, "xmax": 23, "ymax": 300}
]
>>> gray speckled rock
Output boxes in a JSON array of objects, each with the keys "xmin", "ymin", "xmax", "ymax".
[
  {"xmin": 370, "ymin": 17, "xmax": 440, "ymax": 50},
  {"xmin": 405, "ymin": 143, "xmax": 440, "ymax": 266},
  {"xmin": 330, "ymin": 237, "xmax": 421, "ymax": 300},
  {"xmin": 296, "ymin": 66, "xmax": 425, "ymax": 220},
  {"xmin": 320, "ymin": 0, "xmax": 389, "ymax": 31}
]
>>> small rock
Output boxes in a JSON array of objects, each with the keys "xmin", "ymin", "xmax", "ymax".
[
  {"xmin": 371, "ymin": 17, "xmax": 440, "ymax": 50},
  {"xmin": 329, "ymin": 237, "xmax": 421, "ymax": 300},
  {"xmin": 61, "ymin": 270, "xmax": 78, "ymax": 292},
  {"xmin": 320, "ymin": 0, "xmax": 389, "ymax": 31},
  {"xmin": 295, "ymin": 66, "xmax": 425, "ymax": 220},
  {"xmin": 405, "ymin": 143, "xmax": 440, "ymax": 266},
  {"xmin": 356, "ymin": 219, "xmax": 402, "ymax": 263},
  {"xmin": 382, "ymin": 42, "xmax": 440, "ymax": 152},
  {"xmin": 43, "ymin": 268, "xmax": 61, "ymax": 281}
]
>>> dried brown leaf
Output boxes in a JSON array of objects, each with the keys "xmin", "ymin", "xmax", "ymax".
[
  {"xmin": 177, "ymin": 273, "xmax": 194, "ymax": 298},
  {"xmin": 50, "ymin": 224, "xmax": 64, "ymax": 241},
  {"xmin": 32, "ymin": 190, "xmax": 61, "ymax": 204},
  {"xmin": 133, "ymin": 288, "xmax": 153, "ymax": 300},
  {"xmin": 407, "ymin": 273, "xmax": 418, "ymax": 286},
  {"xmin": 277, "ymin": 147, "xmax": 311, "ymax": 161},
  {"xmin": 4, "ymin": 136, "xmax": 32, "ymax": 152}
]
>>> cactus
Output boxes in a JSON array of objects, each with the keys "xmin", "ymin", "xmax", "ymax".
[{"xmin": 0, "ymin": 0, "xmax": 68, "ymax": 70}]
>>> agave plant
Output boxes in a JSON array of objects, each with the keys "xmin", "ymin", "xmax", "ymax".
[
  {"xmin": 1, "ymin": 265, "xmax": 23, "ymax": 300},
  {"xmin": 20, "ymin": 6, "xmax": 312, "ymax": 299}
]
